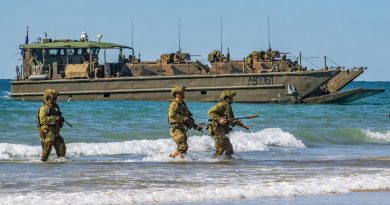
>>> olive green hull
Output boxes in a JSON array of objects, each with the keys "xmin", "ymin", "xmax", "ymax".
[
  {"xmin": 302, "ymin": 88, "xmax": 385, "ymax": 104},
  {"xmin": 326, "ymin": 69, "xmax": 364, "ymax": 93},
  {"xmin": 10, "ymin": 70, "xmax": 337, "ymax": 102}
]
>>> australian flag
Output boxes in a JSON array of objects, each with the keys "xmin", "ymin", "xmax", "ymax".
[{"xmin": 21, "ymin": 26, "xmax": 29, "ymax": 57}]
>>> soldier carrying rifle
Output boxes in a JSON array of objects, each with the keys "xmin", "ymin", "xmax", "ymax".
[
  {"xmin": 168, "ymin": 85, "xmax": 204, "ymax": 158},
  {"xmin": 207, "ymin": 90, "xmax": 253, "ymax": 159},
  {"xmin": 36, "ymin": 89, "xmax": 67, "ymax": 161}
]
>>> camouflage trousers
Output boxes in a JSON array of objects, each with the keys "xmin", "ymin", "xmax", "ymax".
[
  {"xmin": 170, "ymin": 127, "xmax": 188, "ymax": 155},
  {"xmin": 209, "ymin": 126, "xmax": 233, "ymax": 157},
  {"xmin": 40, "ymin": 135, "xmax": 66, "ymax": 161}
]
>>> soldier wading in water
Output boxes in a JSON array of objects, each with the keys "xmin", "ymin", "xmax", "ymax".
[
  {"xmin": 36, "ymin": 89, "xmax": 67, "ymax": 161},
  {"xmin": 168, "ymin": 85, "xmax": 204, "ymax": 158},
  {"xmin": 208, "ymin": 90, "xmax": 249, "ymax": 159}
]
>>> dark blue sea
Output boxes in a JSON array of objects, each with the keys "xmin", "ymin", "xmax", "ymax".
[{"xmin": 0, "ymin": 79, "xmax": 389, "ymax": 205}]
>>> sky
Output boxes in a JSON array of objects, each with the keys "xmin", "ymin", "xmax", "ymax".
[{"xmin": 0, "ymin": 0, "xmax": 389, "ymax": 81}]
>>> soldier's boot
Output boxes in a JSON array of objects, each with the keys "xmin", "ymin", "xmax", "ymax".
[
  {"xmin": 169, "ymin": 151, "xmax": 178, "ymax": 158},
  {"xmin": 41, "ymin": 141, "xmax": 53, "ymax": 161},
  {"xmin": 223, "ymin": 137, "xmax": 234, "ymax": 156},
  {"xmin": 53, "ymin": 135, "xmax": 66, "ymax": 158},
  {"xmin": 169, "ymin": 151, "xmax": 185, "ymax": 159},
  {"xmin": 170, "ymin": 142, "xmax": 187, "ymax": 158}
]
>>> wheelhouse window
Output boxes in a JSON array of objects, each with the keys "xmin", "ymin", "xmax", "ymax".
[
  {"xmin": 48, "ymin": 49, "xmax": 59, "ymax": 56},
  {"xmin": 67, "ymin": 49, "xmax": 76, "ymax": 55}
]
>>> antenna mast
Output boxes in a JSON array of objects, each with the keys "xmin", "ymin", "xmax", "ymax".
[
  {"xmin": 131, "ymin": 18, "xmax": 134, "ymax": 48},
  {"xmin": 178, "ymin": 19, "xmax": 181, "ymax": 52},
  {"xmin": 267, "ymin": 16, "xmax": 271, "ymax": 50},
  {"xmin": 131, "ymin": 18, "xmax": 134, "ymax": 55},
  {"xmin": 220, "ymin": 17, "xmax": 223, "ymax": 52}
]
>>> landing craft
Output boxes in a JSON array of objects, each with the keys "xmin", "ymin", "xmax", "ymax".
[
  {"xmin": 10, "ymin": 31, "xmax": 384, "ymax": 103},
  {"xmin": 207, "ymin": 48, "xmax": 384, "ymax": 103}
]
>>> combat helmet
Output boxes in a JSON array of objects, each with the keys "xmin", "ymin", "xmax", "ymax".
[
  {"xmin": 171, "ymin": 85, "xmax": 185, "ymax": 97},
  {"xmin": 220, "ymin": 90, "xmax": 236, "ymax": 99},
  {"xmin": 43, "ymin": 88, "xmax": 58, "ymax": 105}
]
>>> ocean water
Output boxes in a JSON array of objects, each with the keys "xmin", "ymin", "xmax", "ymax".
[{"xmin": 0, "ymin": 79, "xmax": 389, "ymax": 205}]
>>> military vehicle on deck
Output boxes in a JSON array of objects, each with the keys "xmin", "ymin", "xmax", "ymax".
[
  {"xmin": 10, "ymin": 32, "xmax": 384, "ymax": 103},
  {"xmin": 207, "ymin": 48, "xmax": 382, "ymax": 103}
]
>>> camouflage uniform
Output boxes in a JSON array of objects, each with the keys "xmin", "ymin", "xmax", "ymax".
[
  {"xmin": 37, "ymin": 89, "xmax": 66, "ymax": 161},
  {"xmin": 168, "ymin": 86, "xmax": 199, "ymax": 155},
  {"xmin": 208, "ymin": 90, "xmax": 244, "ymax": 157},
  {"xmin": 92, "ymin": 58, "xmax": 101, "ymax": 78}
]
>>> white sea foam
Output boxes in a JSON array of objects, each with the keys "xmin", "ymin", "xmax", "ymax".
[
  {"xmin": 230, "ymin": 128, "xmax": 305, "ymax": 150},
  {"xmin": 0, "ymin": 143, "xmax": 40, "ymax": 159},
  {"xmin": 0, "ymin": 128, "xmax": 304, "ymax": 160},
  {"xmin": 1, "ymin": 91, "xmax": 10, "ymax": 99},
  {"xmin": 363, "ymin": 129, "xmax": 390, "ymax": 142},
  {"xmin": 1, "ymin": 172, "xmax": 389, "ymax": 205}
]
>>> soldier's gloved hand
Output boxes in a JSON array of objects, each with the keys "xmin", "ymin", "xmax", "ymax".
[
  {"xmin": 218, "ymin": 118, "xmax": 227, "ymax": 125},
  {"xmin": 59, "ymin": 116, "xmax": 64, "ymax": 123}
]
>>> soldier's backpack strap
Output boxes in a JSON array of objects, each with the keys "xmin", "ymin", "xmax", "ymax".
[{"xmin": 54, "ymin": 103, "xmax": 62, "ymax": 116}]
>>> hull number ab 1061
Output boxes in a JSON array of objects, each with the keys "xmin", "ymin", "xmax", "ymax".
[{"xmin": 248, "ymin": 76, "xmax": 273, "ymax": 85}]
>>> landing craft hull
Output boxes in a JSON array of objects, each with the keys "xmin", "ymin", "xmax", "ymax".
[
  {"xmin": 10, "ymin": 70, "xmax": 338, "ymax": 102},
  {"xmin": 306, "ymin": 69, "xmax": 367, "ymax": 99},
  {"xmin": 326, "ymin": 69, "xmax": 364, "ymax": 93},
  {"xmin": 303, "ymin": 88, "xmax": 385, "ymax": 104}
]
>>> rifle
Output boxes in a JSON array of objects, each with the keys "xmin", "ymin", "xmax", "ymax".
[
  {"xmin": 226, "ymin": 114, "xmax": 259, "ymax": 130},
  {"xmin": 63, "ymin": 119, "xmax": 73, "ymax": 128},
  {"xmin": 185, "ymin": 117, "xmax": 205, "ymax": 133},
  {"xmin": 59, "ymin": 116, "xmax": 73, "ymax": 128},
  {"xmin": 230, "ymin": 114, "xmax": 259, "ymax": 121},
  {"xmin": 206, "ymin": 114, "xmax": 259, "ymax": 130}
]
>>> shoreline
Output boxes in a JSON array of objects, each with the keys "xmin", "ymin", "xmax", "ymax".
[{"xmin": 166, "ymin": 192, "xmax": 390, "ymax": 205}]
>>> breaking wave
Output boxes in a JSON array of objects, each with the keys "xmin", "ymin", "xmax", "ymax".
[
  {"xmin": 0, "ymin": 91, "xmax": 9, "ymax": 100},
  {"xmin": 0, "ymin": 128, "xmax": 304, "ymax": 160},
  {"xmin": 296, "ymin": 128, "xmax": 390, "ymax": 145},
  {"xmin": 1, "ymin": 172, "xmax": 389, "ymax": 205},
  {"xmin": 364, "ymin": 129, "xmax": 390, "ymax": 143}
]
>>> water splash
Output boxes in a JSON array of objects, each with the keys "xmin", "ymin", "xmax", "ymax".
[{"xmin": 0, "ymin": 128, "xmax": 304, "ymax": 160}]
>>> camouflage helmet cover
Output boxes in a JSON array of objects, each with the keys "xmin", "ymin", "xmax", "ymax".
[
  {"xmin": 220, "ymin": 90, "xmax": 236, "ymax": 99},
  {"xmin": 171, "ymin": 85, "xmax": 185, "ymax": 97},
  {"xmin": 43, "ymin": 88, "xmax": 58, "ymax": 105}
]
